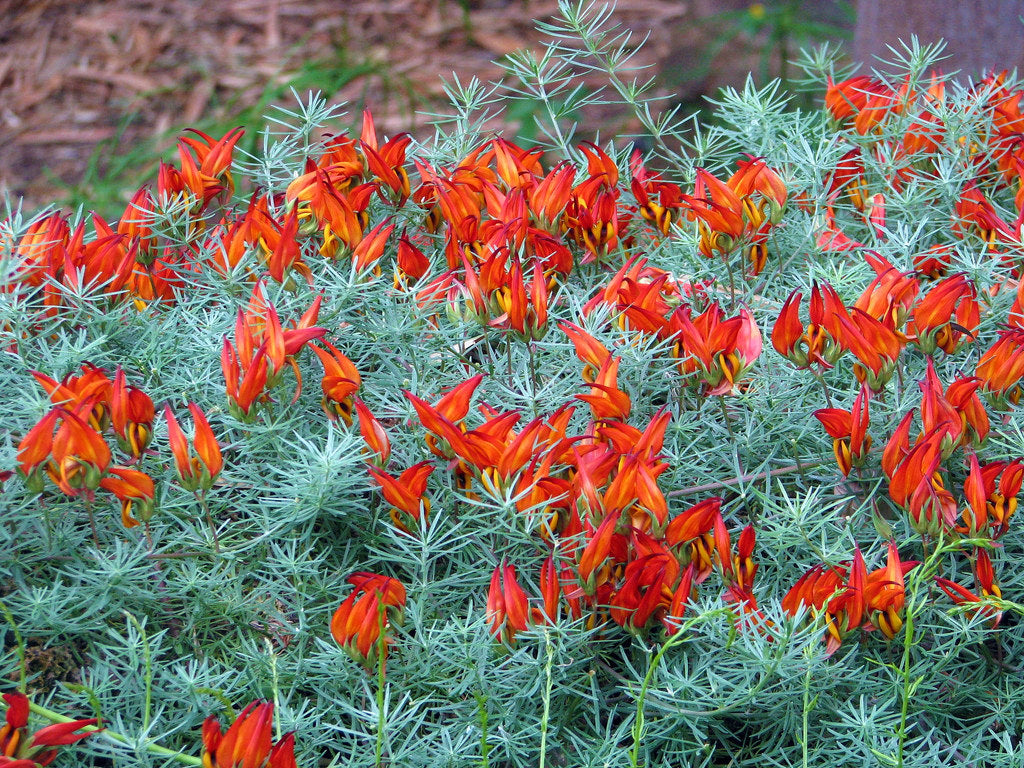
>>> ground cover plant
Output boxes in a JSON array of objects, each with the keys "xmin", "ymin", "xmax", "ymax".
[{"xmin": 3, "ymin": 3, "xmax": 1024, "ymax": 766}]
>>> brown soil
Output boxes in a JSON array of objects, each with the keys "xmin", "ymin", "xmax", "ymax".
[{"xmin": 0, "ymin": 0, "xmax": 843, "ymax": 216}]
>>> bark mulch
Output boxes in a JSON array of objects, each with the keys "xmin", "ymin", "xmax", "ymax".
[{"xmin": 0, "ymin": 0, "xmax": 794, "ymax": 215}]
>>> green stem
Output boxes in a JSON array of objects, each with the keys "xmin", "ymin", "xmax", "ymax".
[
  {"xmin": 813, "ymin": 370, "xmax": 834, "ymax": 408},
  {"xmin": 0, "ymin": 700, "xmax": 204, "ymax": 766},
  {"xmin": 85, "ymin": 497, "xmax": 100, "ymax": 548},
  {"xmin": 475, "ymin": 692, "xmax": 491, "ymax": 768},
  {"xmin": 629, "ymin": 609, "xmax": 731, "ymax": 768},
  {"xmin": 374, "ymin": 600, "xmax": 388, "ymax": 768},
  {"xmin": 717, "ymin": 395, "xmax": 735, "ymax": 438},
  {"xmin": 893, "ymin": 535, "xmax": 947, "ymax": 768},
  {"xmin": 0, "ymin": 598, "xmax": 26, "ymax": 692},
  {"xmin": 266, "ymin": 638, "xmax": 282, "ymax": 741},
  {"xmin": 196, "ymin": 490, "xmax": 220, "ymax": 553},
  {"xmin": 122, "ymin": 612, "xmax": 152, "ymax": 733},
  {"xmin": 539, "ymin": 629, "xmax": 553, "ymax": 768},
  {"xmin": 800, "ymin": 648, "xmax": 816, "ymax": 768},
  {"xmin": 725, "ymin": 253, "xmax": 737, "ymax": 311}
]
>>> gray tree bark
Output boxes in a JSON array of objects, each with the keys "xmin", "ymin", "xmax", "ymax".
[{"xmin": 854, "ymin": 0, "xmax": 1024, "ymax": 76}]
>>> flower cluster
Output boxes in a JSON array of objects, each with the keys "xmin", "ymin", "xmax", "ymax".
[
  {"xmin": 6, "ymin": 28, "xmax": 1024, "ymax": 766},
  {"xmin": 16, "ymin": 363, "xmax": 221, "ymax": 530},
  {"xmin": 201, "ymin": 700, "xmax": 296, "ymax": 768}
]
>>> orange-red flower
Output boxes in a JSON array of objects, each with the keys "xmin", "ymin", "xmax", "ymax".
[
  {"xmin": 863, "ymin": 542, "xmax": 916, "ymax": 640},
  {"xmin": 664, "ymin": 497, "xmax": 725, "ymax": 583},
  {"xmin": 907, "ymin": 274, "xmax": 978, "ymax": 355},
  {"xmin": 99, "ymin": 466, "xmax": 155, "ymax": 528},
  {"xmin": 814, "ymin": 385, "xmax": 872, "ymax": 477},
  {"xmin": 771, "ymin": 287, "xmax": 838, "ymax": 370},
  {"xmin": 854, "ymin": 253, "xmax": 919, "ymax": 330},
  {"xmin": 367, "ymin": 461, "xmax": 433, "ymax": 535},
  {"xmin": 840, "ymin": 308, "xmax": 904, "ymax": 392},
  {"xmin": 109, "ymin": 367, "xmax": 155, "ymax": 460},
  {"xmin": 310, "ymin": 341, "xmax": 362, "ymax": 424},
  {"xmin": 681, "ymin": 159, "xmax": 785, "ymax": 274},
  {"xmin": 559, "ymin": 321, "xmax": 612, "ymax": 383},
  {"xmin": 783, "ymin": 548, "xmax": 867, "ymax": 655},
  {"xmin": 266, "ymin": 209, "xmax": 311, "ymax": 287},
  {"xmin": 728, "ymin": 524, "xmax": 758, "ymax": 593},
  {"xmin": 885, "ymin": 427, "xmax": 956, "ymax": 535},
  {"xmin": 16, "ymin": 408, "xmax": 60, "ymax": 493},
  {"xmin": 31, "ymin": 364, "xmax": 113, "ymax": 431},
  {"xmin": 487, "ymin": 559, "xmax": 543, "ymax": 644},
  {"xmin": 352, "ymin": 219, "xmax": 395, "ymax": 275},
  {"xmin": 976, "ymin": 328, "xmax": 1024, "ymax": 405},
  {"xmin": 46, "ymin": 404, "xmax": 112, "ymax": 496},
  {"xmin": 629, "ymin": 150, "xmax": 685, "ymax": 235},
  {"xmin": 683, "ymin": 169, "xmax": 745, "ymax": 258},
  {"xmin": 1, "ymin": 691, "xmax": 99, "ymax": 768},
  {"xmin": 394, "ymin": 232, "xmax": 432, "ymax": 287},
  {"xmin": 962, "ymin": 457, "xmax": 1024, "ymax": 538},
  {"xmin": 935, "ymin": 571, "xmax": 1002, "ymax": 628},
  {"xmin": 178, "ymin": 127, "xmax": 243, "ymax": 195},
  {"xmin": 953, "ymin": 182, "xmax": 1016, "ymax": 249},
  {"xmin": 609, "ymin": 546, "xmax": 679, "ymax": 632},
  {"xmin": 360, "ymin": 109, "xmax": 413, "ymax": 206},
  {"xmin": 164, "ymin": 403, "xmax": 223, "ymax": 493},
  {"xmin": 576, "ymin": 356, "xmax": 631, "ymax": 422},
  {"xmin": 354, "ymin": 398, "xmax": 391, "ymax": 466},
  {"xmin": 825, "ymin": 75, "xmax": 891, "ymax": 123},
  {"xmin": 576, "ymin": 510, "xmax": 622, "ymax": 595},
  {"xmin": 404, "ymin": 378, "xmax": 480, "ymax": 461},
  {"xmin": 201, "ymin": 700, "xmax": 296, "ymax": 768},
  {"xmin": 330, "ymin": 572, "xmax": 407, "ymax": 669},
  {"xmin": 669, "ymin": 303, "xmax": 761, "ymax": 396}
]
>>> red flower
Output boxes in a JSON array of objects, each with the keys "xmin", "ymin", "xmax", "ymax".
[
  {"xmin": 354, "ymin": 398, "xmax": 391, "ymax": 466},
  {"xmin": 814, "ymin": 385, "xmax": 872, "ymax": 477},
  {"xmin": 487, "ymin": 559, "xmax": 542, "ymax": 644},
  {"xmin": 863, "ymin": 542, "xmax": 916, "ymax": 640},
  {"xmin": 976, "ymin": 328, "xmax": 1024, "ymax": 405},
  {"xmin": 885, "ymin": 428, "xmax": 956, "ymax": 535},
  {"xmin": 366, "ymin": 462, "xmax": 433, "ymax": 535},
  {"xmin": 0, "ymin": 692, "xmax": 99, "ymax": 767},
  {"xmin": 109, "ymin": 367, "xmax": 155, "ymax": 460},
  {"xmin": 99, "ymin": 467, "xmax": 155, "ymax": 529},
  {"xmin": 576, "ymin": 356, "xmax": 631, "ymax": 422},
  {"xmin": 164, "ymin": 403, "xmax": 223, "ymax": 493},
  {"xmin": 330, "ymin": 573, "xmax": 406, "ymax": 669},
  {"xmin": 16, "ymin": 408, "xmax": 60, "ymax": 493},
  {"xmin": 310, "ymin": 341, "xmax": 362, "ymax": 424},
  {"xmin": 664, "ymin": 497, "xmax": 725, "ymax": 583},
  {"xmin": 47, "ymin": 405, "xmax": 111, "ymax": 496},
  {"xmin": 610, "ymin": 549, "xmax": 679, "ymax": 632},
  {"xmin": 825, "ymin": 75, "xmax": 890, "ymax": 122},
  {"xmin": 669, "ymin": 303, "xmax": 761, "ymax": 396},
  {"xmin": 201, "ymin": 700, "xmax": 296, "ymax": 768},
  {"xmin": 729, "ymin": 525, "xmax": 758, "ymax": 593},
  {"xmin": 771, "ymin": 288, "xmax": 836, "ymax": 370},
  {"xmin": 783, "ymin": 549, "xmax": 867, "ymax": 655},
  {"xmin": 352, "ymin": 219, "xmax": 395, "ymax": 275},
  {"xmin": 404, "ymin": 375, "xmax": 484, "ymax": 459},
  {"xmin": 935, "ymin": 573, "xmax": 1002, "ymax": 628},
  {"xmin": 907, "ymin": 274, "xmax": 978, "ymax": 355},
  {"xmin": 576, "ymin": 510, "xmax": 622, "ymax": 594},
  {"xmin": 560, "ymin": 321, "xmax": 612, "ymax": 383}
]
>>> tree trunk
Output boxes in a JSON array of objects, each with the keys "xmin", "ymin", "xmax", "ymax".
[{"xmin": 854, "ymin": 0, "xmax": 1024, "ymax": 77}]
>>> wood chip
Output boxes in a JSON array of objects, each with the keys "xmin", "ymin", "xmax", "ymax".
[
  {"xmin": 15, "ymin": 127, "xmax": 116, "ymax": 144},
  {"xmin": 65, "ymin": 68, "xmax": 160, "ymax": 92}
]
